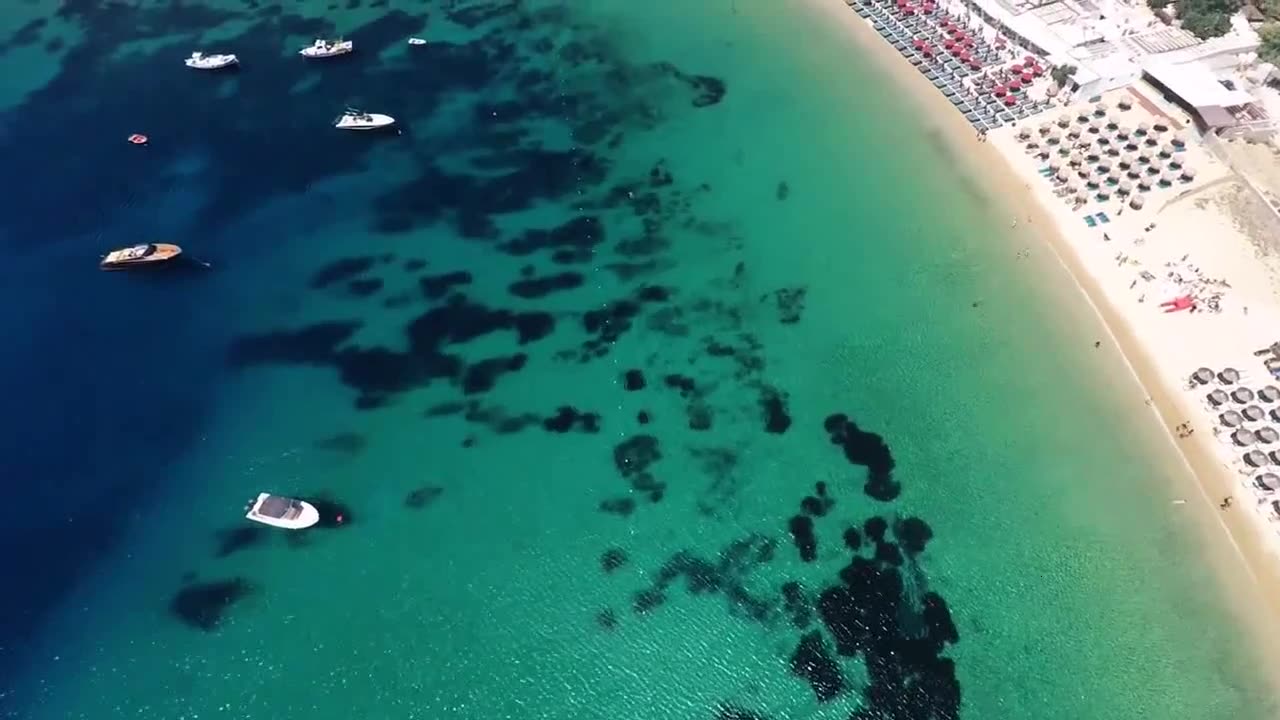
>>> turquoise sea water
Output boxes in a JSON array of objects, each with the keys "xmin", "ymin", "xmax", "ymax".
[{"xmin": 1, "ymin": 1, "xmax": 1277, "ymax": 718}]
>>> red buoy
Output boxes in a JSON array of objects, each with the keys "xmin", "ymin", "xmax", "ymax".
[{"xmin": 128, "ymin": 133, "xmax": 148, "ymax": 145}]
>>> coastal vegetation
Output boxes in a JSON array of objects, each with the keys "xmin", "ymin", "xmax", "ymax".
[
  {"xmin": 1146, "ymin": 0, "xmax": 1236, "ymax": 39},
  {"xmin": 1261, "ymin": 21, "xmax": 1280, "ymax": 65}
]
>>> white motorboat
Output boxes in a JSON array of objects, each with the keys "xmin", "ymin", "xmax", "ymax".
[
  {"xmin": 300, "ymin": 38, "xmax": 353, "ymax": 58},
  {"xmin": 334, "ymin": 108, "xmax": 396, "ymax": 131},
  {"xmin": 245, "ymin": 493, "xmax": 320, "ymax": 530},
  {"xmin": 408, "ymin": 38, "xmax": 426, "ymax": 46},
  {"xmin": 184, "ymin": 51, "xmax": 238, "ymax": 70}
]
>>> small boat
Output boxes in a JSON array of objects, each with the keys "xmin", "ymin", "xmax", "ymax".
[
  {"xmin": 184, "ymin": 51, "xmax": 238, "ymax": 70},
  {"xmin": 333, "ymin": 108, "xmax": 396, "ymax": 131},
  {"xmin": 99, "ymin": 242, "xmax": 182, "ymax": 270},
  {"xmin": 127, "ymin": 133, "xmax": 148, "ymax": 145},
  {"xmin": 245, "ymin": 493, "xmax": 321, "ymax": 530},
  {"xmin": 299, "ymin": 38, "xmax": 353, "ymax": 58},
  {"xmin": 408, "ymin": 38, "xmax": 426, "ymax": 46}
]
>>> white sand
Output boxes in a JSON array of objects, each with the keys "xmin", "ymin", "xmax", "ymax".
[{"xmin": 804, "ymin": 0, "xmax": 1280, "ymax": 639}]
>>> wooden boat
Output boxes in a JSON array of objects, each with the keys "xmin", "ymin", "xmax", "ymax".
[
  {"xmin": 99, "ymin": 243, "xmax": 182, "ymax": 270},
  {"xmin": 245, "ymin": 493, "xmax": 321, "ymax": 530}
]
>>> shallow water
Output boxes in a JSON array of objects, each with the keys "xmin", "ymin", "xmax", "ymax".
[{"xmin": 0, "ymin": 1, "xmax": 1276, "ymax": 719}]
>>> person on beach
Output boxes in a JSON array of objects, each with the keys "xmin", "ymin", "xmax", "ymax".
[{"xmin": 1221, "ymin": 496, "xmax": 1232, "ymax": 509}]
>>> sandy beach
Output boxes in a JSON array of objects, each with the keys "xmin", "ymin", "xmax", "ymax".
[{"xmin": 807, "ymin": 0, "xmax": 1280, "ymax": 643}]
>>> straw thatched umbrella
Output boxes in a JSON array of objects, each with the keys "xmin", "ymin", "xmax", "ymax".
[
  {"xmin": 1182, "ymin": 166, "xmax": 1196, "ymax": 180},
  {"xmin": 1119, "ymin": 180, "xmax": 1133, "ymax": 195},
  {"xmin": 1129, "ymin": 194, "xmax": 1145, "ymax": 209},
  {"xmin": 1127, "ymin": 166, "xmax": 1142, "ymax": 179},
  {"xmin": 1208, "ymin": 389, "xmax": 1230, "ymax": 406},
  {"xmin": 1137, "ymin": 176, "xmax": 1152, "ymax": 190},
  {"xmin": 1069, "ymin": 152, "xmax": 1083, "ymax": 166},
  {"xmin": 1160, "ymin": 170, "xmax": 1175, "ymax": 185},
  {"xmin": 1119, "ymin": 154, "xmax": 1134, "ymax": 168},
  {"xmin": 1220, "ymin": 367, "xmax": 1240, "ymax": 384},
  {"xmin": 1234, "ymin": 386, "xmax": 1257, "ymax": 404},
  {"xmin": 1097, "ymin": 186, "xmax": 1112, "ymax": 199},
  {"xmin": 1057, "ymin": 168, "xmax": 1071, "ymax": 183},
  {"xmin": 1118, "ymin": 95, "xmax": 1133, "ymax": 110},
  {"xmin": 1086, "ymin": 176, "xmax": 1100, "ymax": 188},
  {"xmin": 1245, "ymin": 405, "xmax": 1267, "ymax": 422},
  {"xmin": 1259, "ymin": 426, "xmax": 1280, "ymax": 444},
  {"xmin": 1260, "ymin": 386, "xmax": 1280, "ymax": 403},
  {"xmin": 1222, "ymin": 411, "xmax": 1245, "ymax": 428},
  {"xmin": 1256, "ymin": 472, "xmax": 1280, "ymax": 490},
  {"xmin": 1088, "ymin": 118, "xmax": 1101, "ymax": 133},
  {"xmin": 1234, "ymin": 428, "xmax": 1259, "ymax": 447},
  {"xmin": 1160, "ymin": 142, "xmax": 1175, "ymax": 156},
  {"xmin": 1138, "ymin": 148, "xmax": 1152, "ymax": 162},
  {"xmin": 1115, "ymin": 125, "xmax": 1131, "ymax": 139},
  {"xmin": 1094, "ymin": 102, "xmax": 1108, "ymax": 115},
  {"xmin": 1107, "ymin": 169, "xmax": 1122, "ymax": 184},
  {"xmin": 1057, "ymin": 114, "xmax": 1071, "ymax": 128},
  {"xmin": 1191, "ymin": 367, "xmax": 1216, "ymax": 385},
  {"xmin": 1077, "ymin": 108, "xmax": 1091, "ymax": 122},
  {"xmin": 1137, "ymin": 121, "xmax": 1150, "ymax": 135}
]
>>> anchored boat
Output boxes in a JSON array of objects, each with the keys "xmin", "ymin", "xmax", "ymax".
[
  {"xmin": 99, "ymin": 243, "xmax": 182, "ymax": 270},
  {"xmin": 334, "ymin": 108, "xmax": 396, "ymax": 131},
  {"xmin": 300, "ymin": 38, "xmax": 353, "ymax": 58},
  {"xmin": 245, "ymin": 493, "xmax": 321, "ymax": 530},
  {"xmin": 184, "ymin": 51, "xmax": 238, "ymax": 70}
]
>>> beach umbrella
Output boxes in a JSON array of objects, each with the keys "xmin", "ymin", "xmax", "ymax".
[
  {"xmin": 1129, "ymin": 194, "xmax": 1145, "ymax": 209},
  {"xmin": 1245, "ymin": 449, "xmax": 1270, "ymax": 467},
  {"xmin": 1172, "ymin": 131, "xmax": 1187, "ymax": 147},
  {"xmin": 1137, "ymin": 121, "xmax": 1150, "ymax": 135},
  {"xmin": 1017, "ymin": 126, "xmax": 1031, "ymax": 139},
  {"xmin": 1077, "ymin": 108, "xmax": 1091, "ymax": 122},
  {"xmin": 1046, "ymin": 130, "xmax": 1061, "ymax": 144},
  {"xmin": 1069, "ymin": 152, "xmax": 1083, "ymax": 166},
  {"xmin": 1011, "ymin": 63, "xmax": 1024, "ymax": 74},
  {"xmin": 1097, "ymin": 135, "xmax": 1111, "ymax": 146},
  {"xmin": 1115, "ymin": 125, "xmax": 1131, "ymax": 139},
  {"xmin": 1160, "ymin": 142, "xmax": 1175, "ymax": 156},
  {"xmin": 1138, "ymin": 148, "xmax": 1152, "ymax": 162},
  {"xmin": 1260, "ymin": 386, "xmax": 1280, "ymax": 403},
  {"xmin": 1066, "ymin": 180, "xmax": 1080, "ymax": 192},
  {"xmin": 1057, "ymin": 168, "xmax": 1071, "ymax": 182},
  {"xmin": 1024, "ymin": 54, "xmax": 1036, "ymax": 64},
  {"xmin": 1086, "ymin": 176, "xmax": 1100, "ymax": 188},
  {"xmin": 1121, "ymin": 153, "xmax": 1136, "ymax": 167},
  {"xmin": 1234, "ymin": 428, "xmax": 1258, "ymax": 446},
  {"xmin": 1221, "ymin": 409, "xmax": 1245, "ymax": 427},
  {"xmin": 1245, "ymin": 405, "xmax": 1267, "ymax": 422},
  {"xmin": 1067, "ymin": 127, "xmax": 1082, "ymax": 140},
  {"xmin": 1118, "ymin": 95, "xmax": 1133, "ymax": 110},
  {"xmin": 1088, "ymin": 118, "xmax": 1101, "ymax": 133},
  {"xmin": 1106, "ymin": 145, "xmax": 1121, "ymax": 157},
  {"xmin": 1039, "ymin": 122, "xmax": 1052, "ymax": 135},
  {"xmin": 1145, "ymin": 135, "xmax": 1159, "ymax": 147},
  {"xmin": 1086, "ymin": 148, "xmax": 1100, "ymax": 161},
  {"xmin": 1182, "ymin": 166, "xmax": 1196, "ymax": 180},
  {"xmin": 1271, "ymin": 407, "xmax": 1280, "ymax": 423},
  {"xmin": 1105, "ymin": 115, "xmax": 1118, "ymax": 129},
  {"xmin": 1259, "ymin": 426, "xmax": 1280, "ymax": 444},
  {"xmin": 1097, "ymin": 186, "xmax": 1112, "ymax": 199},
  {"xmin": 1108, "ymin": 169, "xmax": 1121, "ymax": 184},
  {"xmin": 1257, "ymin": 472, "xmax": 1280, "ymax": 491},
  {"xmin": 1094, "ymin": 102, "xmax": 1108, "ymax": 115},
  {"xmin": 1160, "ymin": 170, "xmax": 1175, "ymax": 185},
  {"xmin": 994, "ymin": 85, "xmax": 1008, "ymax": 97},
  {"xmin": 1153, "ymin": 120, "xmax": 1169, "ymax": 132},
  {"xmin": 1049, "ymin": 158, "xmax": 1062, "ymax": 171},
  {"xmin": 1003, "ymin": 95, "xmax": 1017, "ymax": 106},
  {"xmin": 1059, "ymin": 145, "xmax": 1072, "ymax": 157},
  {"xmin": 1208, "ymin": 389, "xmax": 1230, "ymax": 406},
  {"xmin": 1097, "ymin": 160, "xmax": 1112, "ymax": 172},
  {"xmin": 1126, "ymin": 166, "xmax": 1141, "ymax": 179},
  {"xmin": 1075, "ymin": 189, "xmax": 1090, "ymax": 203},
  {"xmin": 1009, "ymin": 80, "xmax": 1023, "ymax": 92},
  {"xmin": 1137, "ymin": 176, "xmax": 1152, "ymax": 190},
  {"xmin": 1220, "ymin": 367, "xmax": 1241, "ymax": 384},
  {"xmin": 1119, "ymin": 180, "xmax": 1133, "ymax": 194},
  {"xmin": 1233, "ymin": 387, "xmax": 1257, "ymax": 404},
  {"xmin": 1057, "ymin": 114, "xmax": 1071, "ymax": 127},
  {"xmin": 1192, "ymin": 367, "xmax": 1216, "ymax": 385}
]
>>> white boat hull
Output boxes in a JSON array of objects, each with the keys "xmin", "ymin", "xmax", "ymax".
[
  {"xmin": 300, "ymin": 41, "xmax": 353, "ymax": 58},
  {"xmin": 185, "ymin": 53, "xmax": 238, "ymax": 70},
  {"xmin": 245, "ymin": 493, "xmax": 321, "ymax": 530},
  {"xmin": 335, "ymin": 113, "xmax": 396, "ymax": 131}
]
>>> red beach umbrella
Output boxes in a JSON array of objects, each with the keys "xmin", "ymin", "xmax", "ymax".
[
  {"xmin": 1020, "ymin": 72, "xmax": 1033, "ymax": 84},
  {"xmin": 1024, "ymin": 54, "xmax": 1036, "ymax": 64},
  {"xmin": 1003, "ymin": 95, "xmax": 1017, "ymax": 106},
  {"xmin": 944, "ymin": 38, "xmax": 955, "ymax": 49},
  {"xmin": 1008, "ymin": 80, "xmax": 1022, "ymax": 91},
  {"xmin": 922, "ymin": 4, "xmax": 935, "ymax": 13},
  {"xmin": 1010, "ymin": 63, "xmax": 1024, "ymax": 74},
  {"xmin": 962, "ymin": 37, "xmax": 975, "ymax": 47},
  {"xmin": 968, "ymin": 60, "xmax": 982, "ymax": 70},
  {"xmin": 912, "ymin": 38, "xmax": 925, "ymax": 49},
  {"xmin": 993, "ymin": 86, "xmax": 1007, "ymax": 97},
  {"xmin": 903, "ymin": 7, "xmax": 915, "ymax": 15}
]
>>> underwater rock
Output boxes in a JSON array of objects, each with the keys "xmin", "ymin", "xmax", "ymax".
[{"xmin": 169, "ymin": 578, "xmax": 252, "ymax": 631}]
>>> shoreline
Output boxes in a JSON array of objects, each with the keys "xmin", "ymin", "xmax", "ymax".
[{"xmin": 805, "ymin": 0, "xmax": 1280, "ymax": 653}]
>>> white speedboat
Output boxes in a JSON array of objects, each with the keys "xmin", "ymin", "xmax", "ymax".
[
  {"xmin": 334, "ymin": 108, "xmax": 396, "ymax": 131},
  {"xmin": 300, "ymin": 38, "xmax": 353, "ymax": 58},
  {"xmin": 408, "ymin": 38, "xmax": 426, "ymax": 46},
  {"xmin": 245, "ymin": 493, "xmax": 320, "ymax": 530},
  {"xmin": 184, "ymin": 51, "xmax": 238, "ymax": 70}
]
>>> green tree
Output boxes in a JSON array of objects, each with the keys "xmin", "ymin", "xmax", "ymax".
[
  {"xmin": 1148, "ymin": 0, "xmax": 1172, "ymax": 10},
  {"xmin": 1050, "ymin": 64, "xmax": 1078, "ymax": 88},
  {"xmin": 1261, "ymin": 22, "xmax": 1280, "ymax": 63},
  {"xmin": 1260, "ymin": 0, "xmax": 1280, "ymax": 20},
  {"xmin": 1180, "ymin": 8, "xmax": 1233, "ymax": 38}
]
